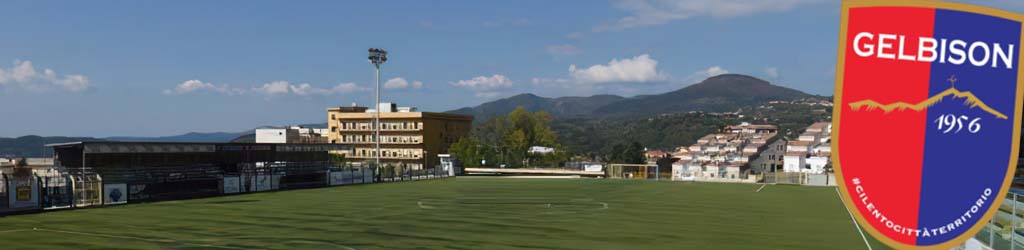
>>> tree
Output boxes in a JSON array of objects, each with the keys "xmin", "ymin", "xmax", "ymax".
[
  {"xmin": 623, "ymin": 142, "xmax": 645, "ymax": 164},
  {"xmin": 450, "ymin": 137, "xmax": 485, "ymax": 167},
  {"xmin": 503, "ymin": 107, "xmax": 560, "ymax": 167},
  {"xmin": 607, "ymin": 143, "xmax": 626, "ymax": 164},
  {"xmin": 452, "ymin": 106, "xmax": 564, "ymax": 168},
  {"xmin": 329, "ymin": 154, "xmax": 346, "ymax": 165},
  {"xmin": 15, "ymin": 158, "xmax": 27, "ymax": 168}
]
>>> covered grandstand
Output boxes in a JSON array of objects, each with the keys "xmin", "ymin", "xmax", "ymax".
[{"xmin": 45, "ymin": 141, "xmax": 351, "ymax": 205}]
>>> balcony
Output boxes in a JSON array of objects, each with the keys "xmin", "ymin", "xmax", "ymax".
[
  {"xmin": 338, "ymin": 123, "xmax": 423, "ymax": 132},
  {"xmin": 347, "ymin": 154, "xmax": 423, "ymax": 160},
  {"xmin": 339, "ymin": 140, "xmax": 423, "ymax": 145},
  {"xmin": 337, "ymin": 136, "xmax": 424, "ymax": 145}
]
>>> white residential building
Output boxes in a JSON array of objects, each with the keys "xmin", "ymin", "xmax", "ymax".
[
  {"xmin": 672, "ymin": 123, "xmax": 782, "ymax": 181},
  {"xmin": 782, "ymin": 122, "xmax": 832, "ymax": 174},
  {"xmin": 256, "ymin": 125, "xmax": 329, "ymax": 144}
]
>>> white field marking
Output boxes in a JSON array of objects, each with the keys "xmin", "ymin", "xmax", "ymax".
[
  {"xmin": 0, "ymin": 229, "xmax": 31, "ymax": 234},
  {"xmin": 418, "ymin": 198, "xmax": 610, "ymax": 211},
  {"xmin": 756, "ymin": 184, "xmax": 768, "ymax": 192},
  {"xmin": 32, "ymin": 228, "xmax": 250, "ymax": 250},
  {"xmin": 835, "ymin": 187, "xmax": 873, "ymax": 250},
  {"xmin": 417, "ymin": 201, "xmax": 436, "ymax": 209}
]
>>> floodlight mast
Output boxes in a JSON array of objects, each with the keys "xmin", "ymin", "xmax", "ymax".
[{"xmin": 368, "ymin": 48, "xmax": 388, "ymax": 167}]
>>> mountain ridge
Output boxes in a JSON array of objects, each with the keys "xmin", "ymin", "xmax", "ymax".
[{"xmin": 449, "ymin": 74, "xmax": 815, "ymax": 120}]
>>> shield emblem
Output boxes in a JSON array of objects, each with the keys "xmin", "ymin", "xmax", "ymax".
[{"xmin": 834, "ymin": 1, "xmax": 1024, "ymax": 249}]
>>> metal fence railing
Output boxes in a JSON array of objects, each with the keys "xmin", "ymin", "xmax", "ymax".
[
  {"xmin": 759, "ymin": 172, "xmax": 837, "ymax": 186},
  {"xmin": 40, "ymin": 173, "xmax": 72, "ymax": 210},
  {"xmin": 0, "ymin": 174, "xmax": 7, "ymax": 211},
  {"xmin": 1, "ymin": 163, "xmax": 455, "ymax": 216},
  {"xmin": 377, "ymin": 165, "xmax": 448, "ymax": 182},
  {"xmin": 974, "ymin": 192, "xmax": 1024, "ymax": 250}
]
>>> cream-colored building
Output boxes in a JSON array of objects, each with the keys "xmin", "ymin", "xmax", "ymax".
[{"xmin": 327, "ymin": 103, "xmax": 472, "ymax": 169}]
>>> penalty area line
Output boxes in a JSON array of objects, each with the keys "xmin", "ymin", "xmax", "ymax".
[
  {"xmin": 835, "ymin": 187, "xmax": 872, "ymax": 250},
  {"xmin": 756, "ymin": 184, "xmax": 768, "ymax": 193}
]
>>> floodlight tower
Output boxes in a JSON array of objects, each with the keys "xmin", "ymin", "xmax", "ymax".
[{"xmin": 368, "ymin": 48, "xmax": 388, "ymax": 167}]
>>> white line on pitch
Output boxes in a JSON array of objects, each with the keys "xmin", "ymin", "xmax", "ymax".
[
  {"xmin": 756, "ymin": 184, "xmax": 768, "ymax": 192},
  {"xmin": 33, "ymin": 228, "xmax": 249, "ymax": 250},
  {"xmin": 0, "ymin": 229, "xmax": 31, "ymax": 234},
  {"xmin": 835, "ymin": 187, "xmax": 872, "ymax": 250}
]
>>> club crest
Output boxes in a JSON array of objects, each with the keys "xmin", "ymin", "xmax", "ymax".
[{"xmin": 834, "ymin": 1, "xmax": 1024, "ymax": 249}]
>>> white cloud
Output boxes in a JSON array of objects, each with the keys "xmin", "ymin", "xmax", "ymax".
[
  {"xmin": 330, "ymin": 82, "xmax": 367, "ymax": 93},
  {"xmin": 252, "ymin": 81, "xmax": 368, "ymax": 96},
  {"xmin": 474, "ymin": 92, "xmax": 503, "ymax": 98},
  {"xmin": 384, "ymin": 77, "xmax": 423, "ymax": 89},
  {"xmin": 0, "ymin": 60, "xmax": 90, "ymax": 92},
  {"xmin": 483, "ymin": 18, "xmax": 530, "ymax": 28},
  {"xmin": 594, "ymin": 0, "xmax": 825, "ymax": 32},
  {"xmin": 452, "ymin": 74, "xmax": 514, "ymax": 90},
  {"xmin": 253, "ymin": 81, "xmax": 292, "ymax": 96},
  {"xmin": 546, "ymin": 44, "xmax": 583, "ymax": 55},
  {"xmin": 764, "ymin": 67, "xmax": 780, "ymax": 79},
  {"xmin": 567, "ymin": 54, "xmax": 666, "ymax": 84},
  {"xmin": 566, "ymin": 32, "xmax": 585, "ymax": 40},
  {"xmin": 452, "ymin": 74, "xmax": 514, "ymax": 99},
  {"xmin": 686, "ymin": 66, "xmax": 730, "ymax": 82},
  {"xmin": 163, "ymin": 79, "xmax": 243, "ymax": 95},
  {"xmin": 531, "ymin": 77, "xmax": 571, "ymax": 85}
]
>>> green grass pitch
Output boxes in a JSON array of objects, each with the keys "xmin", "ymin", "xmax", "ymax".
[{"xmin": 0, "ymin": 178, "xmax": 887, "ymax": 249}]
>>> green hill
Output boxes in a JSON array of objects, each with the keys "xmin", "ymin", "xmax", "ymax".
[{"xmin": 448, "ymin": 74, "xmax": 814, "ymax": 120}]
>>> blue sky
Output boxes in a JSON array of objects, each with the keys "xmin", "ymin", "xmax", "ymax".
[{"xmin": 1, "ymin": 0, "xmax": 1021, "ymax": 137}]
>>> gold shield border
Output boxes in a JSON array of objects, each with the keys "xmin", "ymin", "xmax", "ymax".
[{"xmin": 833, "ymin": 0, "xmax": 1024, "ymax": 249}]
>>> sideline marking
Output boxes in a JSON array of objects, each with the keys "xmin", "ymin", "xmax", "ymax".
[
  {"xmin": 756, "ymin": 184, "xmax": 768, "ymax": 193},
  {"xmin": 30, "ymin": 228, "xmax": 253, "ymax": 250},
  {"xmin": 417, "ymin": 198, "xmax": 610, "ymax": 210},
  {"xmin": 836, "ymin": 187, "xmax": 873, "ymax": 250},
  {"xmin": 0, "ymin": 229, "xmax": 31, "ymax": 234}
]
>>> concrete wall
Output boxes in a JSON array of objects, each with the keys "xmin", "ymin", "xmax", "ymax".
[
  {"xmin": 256, "ymin": 129, "xmax": 297, "ymax": 144},
  {"xmin": 804, "ymin": 173, "xmax": 837, "ymax": 186},
  {"xmin": 783, "ymin": 155, "xmax": 804, "ymax": 173}
]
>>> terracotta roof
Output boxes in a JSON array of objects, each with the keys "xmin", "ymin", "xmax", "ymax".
[{"xmin": 788, "ymin": 141, "xmax": 814, "ymax": 146}]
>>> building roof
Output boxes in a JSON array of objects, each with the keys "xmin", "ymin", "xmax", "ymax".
[
  {"xmin": 788, "ymin": 141, "xmax": 814, "ymax": 146},
  {"xmin": 743, "ymin": 143, "xmax": 765, "ymax": 149},
  {"xmin": 329, "ymin": 110, "xmax": 473, "ymax": 121},
  {"xmin": 47, "ymin": 141, "xmax": 349, "ymax": 154},
  {"xmin": 725, "ymin": 123, "xmax": 778, "ymax": 131},
  {"xmin": 327, "ymin": 106, "xmax": 369, "ymax": 113}
]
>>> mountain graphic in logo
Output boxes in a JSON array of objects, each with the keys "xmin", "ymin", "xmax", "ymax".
[{"xmin": 848, "ymin": 76, "xmax": 1008, "ymax": 119}]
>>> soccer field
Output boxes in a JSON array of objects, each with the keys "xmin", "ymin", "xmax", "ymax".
[{"xmin": 0, "ymin": 178, "xmax": 886, "ymax": 250}]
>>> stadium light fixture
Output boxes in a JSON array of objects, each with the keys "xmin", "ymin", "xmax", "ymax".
[{"xmin": 368, "ymin": 48, "xmax": 388, "ymax": 167}]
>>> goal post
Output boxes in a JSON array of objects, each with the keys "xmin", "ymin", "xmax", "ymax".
[{"xmin": 607, "ymin": 164, "xmax": 659, "ymax": 180}]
